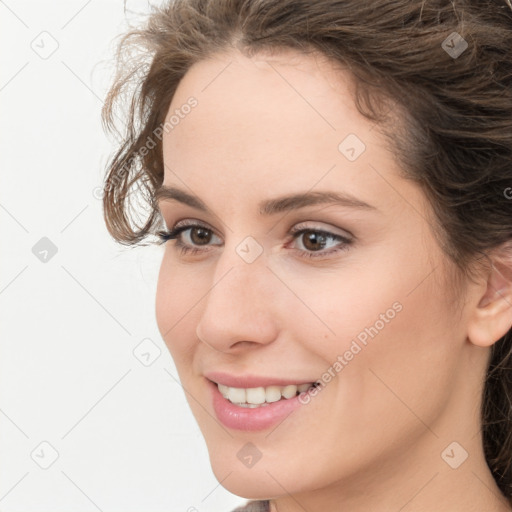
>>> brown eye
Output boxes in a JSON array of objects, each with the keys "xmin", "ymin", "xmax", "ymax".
[
  {"xmin": 300, "ymin": 231, "xmax": 329, "ymax": 252},
  {"xmin": 190, "ymin": 227, "xmax": 213, "ymax": 245},
  {"xmin": 288, "ymin": 225, "xmax": 352, "ymax": 260},
  {"xmin": 157, "ymin": 222, "xmax": 222, "ymax": 252}
]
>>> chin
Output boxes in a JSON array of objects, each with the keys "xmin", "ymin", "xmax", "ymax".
[
  {"xmin": 206, "ymin": 446, "xmax": 281, "ymax": 499},
  {"xmin": 211, "ymin": 468, "xmax": 279, "ymax": 500},
  {"xmin": 208, "ymin": 443, "xmax": 321, "ymax": 502}
]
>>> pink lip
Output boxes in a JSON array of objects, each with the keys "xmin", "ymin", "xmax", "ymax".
[
  {"xmin": 208, "ymin": 379, "xmax": 309, "ymax": 431},
  {"xmin": 204, "ymin": 371, "xmax": 316, "ymax": 388}
]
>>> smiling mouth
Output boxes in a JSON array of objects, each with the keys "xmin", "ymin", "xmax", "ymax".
[{"xmin": 216, "ymin": 382, "xmax": 319, "ymax": 408}]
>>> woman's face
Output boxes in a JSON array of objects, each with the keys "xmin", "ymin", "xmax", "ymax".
[{"xmin": 155, "ymin": 49, "xmax": 478, "ymax": 499}]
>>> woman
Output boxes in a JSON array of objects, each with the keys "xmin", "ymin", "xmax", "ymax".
[{"xmin": 101, "ymin": 1, "xmax": 512, "ymax": 510}]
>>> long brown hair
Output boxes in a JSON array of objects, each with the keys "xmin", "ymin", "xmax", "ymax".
[{"xmin": 101, "ymin": 0, "xmax": 512, "ymax": 500}]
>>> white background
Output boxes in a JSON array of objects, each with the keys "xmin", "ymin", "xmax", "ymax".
[{"xmin": 0, "ymin": 1, "xmax": 245, "ymax": 510}]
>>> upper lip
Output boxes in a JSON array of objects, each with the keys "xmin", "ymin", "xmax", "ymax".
[{"xmin": 204, "ymin": 371, "xmax": 316, "ymax": 388}]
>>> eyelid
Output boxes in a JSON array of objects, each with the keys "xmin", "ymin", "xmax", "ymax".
[
  {"xmin": 169, "ymin": 218, "xmax": 353, "ymax": 239},
  {"xmin": 168, "ymin": 219, "xmax": 223, "ymax": 246},
  {"xmin": 157, "ymin": 220, "xmax": 354, "ymax": 262},
  {"xmin": 171, "ymin": 218, "xmax": 221, "ymax": 236},
  {"xmin": 159, "ymin": 218, "xmax": 354, "ymax": 256},
  {"xmin": 289, "ymin": 221, "xmax": 353, "ymax": 240}
]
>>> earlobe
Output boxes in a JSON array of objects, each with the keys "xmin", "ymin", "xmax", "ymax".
[{"xmin": 467, "ymin": 248, "xmax": 512, "ymax": 348}]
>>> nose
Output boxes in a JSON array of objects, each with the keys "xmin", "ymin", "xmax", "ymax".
[{"xmin": 195, "ymin": 246, "xmax": 280, "ymax": 353}]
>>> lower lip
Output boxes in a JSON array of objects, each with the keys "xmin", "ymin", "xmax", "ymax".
[{"xmin": 209, "ymin": 379, "xmax": 307, "ymax": 431}]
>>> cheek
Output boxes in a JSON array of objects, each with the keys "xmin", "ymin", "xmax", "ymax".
[
  {"xmin": 155, "ymin": 256, "xmax": 202, "ymax": 364},
  {"xmin": 303, "ymin": 244, "xmax": 461, "ymax": 447}
]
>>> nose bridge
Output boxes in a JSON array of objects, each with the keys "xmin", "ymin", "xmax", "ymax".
[
  {"xmin": 212, "ymin": 234, "xmax": 272, "ymax": 306},
  {"xmin": 195, "ymin": 240, "xmax": 279, "ymax": 350}
]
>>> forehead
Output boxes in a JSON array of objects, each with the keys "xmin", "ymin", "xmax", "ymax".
[
  {"xmin": 160, "ymin": 49, "xmax": 407, "ymax": 214},
  {"xmin": 164, "ymin": 48, "xmax": 363, "ymax": 146}
]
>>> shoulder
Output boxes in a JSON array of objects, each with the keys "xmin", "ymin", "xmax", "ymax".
[{"xmin": 230, "ymin": 499, "xmax": 270, "ymax": 512}]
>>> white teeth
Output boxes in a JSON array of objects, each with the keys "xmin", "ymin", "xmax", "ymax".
[
  {"xmin": 218, "ymin": 383, "xmax": 230, "ymax": 399},
  {"xmin": 228, "ymin": 387, "xmax": 246, "ymax": 404},
  {"xmin": 237, "ymin": 402, "xmax": 270, "ymax": 408},
  {"xmin": 217, "ymin": 382, "xmax": 315, "ymax": 405},
  {"xmin": 246, "ymin": 387, "xmax": 266, "ymax": 405},
  {"xmin": 265, "ymin": 386, "xmax": 282, "ymax": 403},
  {"xmin": 282, "ymin": 385, "xmax": 298, "ymax": 399}
]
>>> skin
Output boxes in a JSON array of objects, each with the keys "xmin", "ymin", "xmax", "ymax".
[{"xmin": 154, "ymin": 48, "xmax": 512, "ymax": 512}]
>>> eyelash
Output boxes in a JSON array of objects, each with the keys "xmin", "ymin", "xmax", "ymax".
[{"xmin": 156, "ymin": 221, "xmax": 352, "ymax": 259}]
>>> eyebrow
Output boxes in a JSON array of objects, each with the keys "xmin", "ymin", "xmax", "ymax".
[{"xmin": 154, "ymin": 185, "xmax": 377, "ymax": 216}]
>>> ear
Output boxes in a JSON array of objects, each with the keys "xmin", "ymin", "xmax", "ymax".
[{"xmin": 467, "ymin": 242, "xmax": 512, "ymax": 348}]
